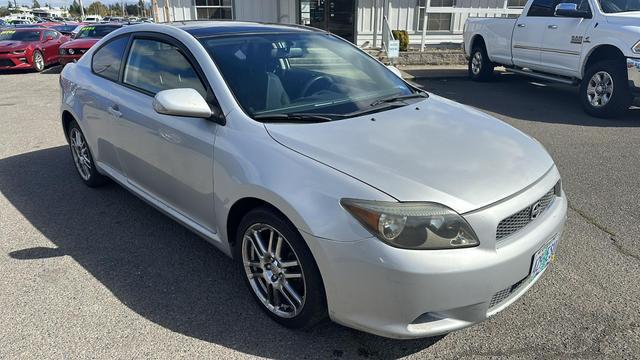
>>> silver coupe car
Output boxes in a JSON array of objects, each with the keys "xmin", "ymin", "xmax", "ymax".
[{"xmin": 59, "ymin": 22, "xmax": 567, "ymax": 339}]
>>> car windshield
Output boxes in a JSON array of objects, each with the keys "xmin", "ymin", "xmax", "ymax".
[
  {"xmin": 0, "ymin": 29, "xmax": 40, "ymax": 41},
  {"xmin": 198, "ymin": 32, "xmax": 417, "ymax": 120},
  {"xmin": 75, "ymin": 25, "xmax": 120, "ymax": 39},
  {"xmin": 598, "ymin": 0, "xmax": 640, "ymax": 12},
  {"xmin": 52, "ymin": 25, "xmax": 77, "ymax": 33}
]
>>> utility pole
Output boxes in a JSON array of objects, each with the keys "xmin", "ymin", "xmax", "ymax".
[{"xmin": 78, "ymin": 0, "xmax": 84, "ymax": 18}]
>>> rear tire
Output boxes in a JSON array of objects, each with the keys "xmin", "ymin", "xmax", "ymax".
[
  {"xmin": 67, "ymin": 120, "xmax": 108, "ymax": 187},
  {"xmin": 234, "ymin": 206, "xmax": 327, "ymax": 329},
  {"xmin": 468, "ymin": 44, "xmax": 494, "ymax": 82},
  {"xmin": 580, "ymin": 59, "xmax": 632, "ymax": 118}
]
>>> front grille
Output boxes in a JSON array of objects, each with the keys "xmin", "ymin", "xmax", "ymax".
[
  {"xmin": 489, "ymin": 277, "xmax": 527, "ymax": 308},
  {"xmin": 0, "ymin": 59, "xmax": 15, "ymax": 67},
  {"xmin": 496, "ymin": 185, "xmax": 557, "ymax": 241}
]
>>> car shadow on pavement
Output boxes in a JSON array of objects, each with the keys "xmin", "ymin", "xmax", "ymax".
[
  {"xmin": 421, "ymin": 72, "xmax": 640, "ymax": 127},
  {"xmin": 0, "ymin": 146, "xmax": 442, "ymax": 359}
]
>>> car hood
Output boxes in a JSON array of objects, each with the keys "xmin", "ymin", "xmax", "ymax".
[
  {"xmin": 265, "ymin": 94, "xmax": 554, "ymax": 214},
  {"xmin": 60, "ymin": 38, "xmax": 99, "ymax": 49},
  {"xmin": 0, "ymin": 40, "xmax": 31, "ymax": 51},
  {"xmin": 605, "ymin": 12, "xmax": 640, "ymax": 26}
]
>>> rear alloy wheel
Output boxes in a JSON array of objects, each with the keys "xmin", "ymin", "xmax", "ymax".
[
  {"xmin": 235, "ymin": 207, "xmax": 326, "ymax": 328},
  {"xmin": 468, "ymin": 44, "xmax": 494, "ymax": 82},
  {"xmin": 67, "ymin": 120, "xmax": 108, "ymax": 187},
  {"xmin": 580, "ymin": 60, "xmax": 632, "ymax": 118},
  {"xmin": 32, "ymin": 51, "xmax": 44, "ymax": 72}
]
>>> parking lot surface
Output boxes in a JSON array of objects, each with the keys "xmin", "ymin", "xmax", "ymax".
[{"xmin": 1, "ymin": 68, "xmax": 639, "ymax": 359}]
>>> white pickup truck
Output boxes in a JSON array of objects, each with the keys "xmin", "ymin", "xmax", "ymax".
[{"xmin": 463, "ymin": 0, "xmax": 640, "ymax": 118}]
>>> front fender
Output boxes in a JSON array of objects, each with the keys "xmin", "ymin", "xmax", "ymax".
[{"xmin": 213, "ymin": 113, "xmax": 394, "ymax": 255}]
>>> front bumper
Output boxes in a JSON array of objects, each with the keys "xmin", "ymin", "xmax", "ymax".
[
  {"xmin": 304, "ymin": 168, "xmax": 567, "ymax": 339},
  {"xmin": 0, "ymin": 53, "xmax": 33, "ymax": 70},
  {"xmin": 59, "ymin": 54, "xmax": 82, "ymax": 65},
  {"xmin": 628, "ymin": 58, "xmax": 640, "ymax": 93}
]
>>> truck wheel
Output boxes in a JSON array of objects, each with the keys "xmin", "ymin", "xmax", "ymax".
[
  {"xmin": 468, "ymin": 45, "xmax": 493, "ymax": 82},
  {"xmin": 580, "ymin": 60, "xmax": 632, "ymax": 118}
]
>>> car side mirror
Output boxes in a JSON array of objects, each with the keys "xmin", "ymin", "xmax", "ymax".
[
  {"xmin": 386, "ymin": 65, "xmax": 403, "ymax": 79},
  {"xmin": 45, "ymin": 35, "xmax": 53, "ymax": 41},
  {"xmin": 554, "ymin": 3, "xmax": 592, "ymax": 18},
  {"xmin": 153, "ymin": 88, "xmax": 214, "ymax": 119}
]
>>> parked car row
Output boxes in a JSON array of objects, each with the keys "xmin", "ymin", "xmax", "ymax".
[{"xmin": 0, "ymin": 24, "xmax": 124, "ymax": 72}]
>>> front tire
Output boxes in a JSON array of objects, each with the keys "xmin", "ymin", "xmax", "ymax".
[
  {"xmin": 235, "ymin": 207, "xmax": 327, "ymax": 329},
  {"xmin": 32, "ymin": 50, "xmax": 44, "ymax": 72},
  {"xmin": 468, "ymin": 44, "xmax": 494, "ymax": 82},
  {"xmin": 67, "ymin": 120, "xmax": 108, "ymax": 187},
  {"xmin": 580, "ymin": 60, "xmax": 632, "ymax": 118}
]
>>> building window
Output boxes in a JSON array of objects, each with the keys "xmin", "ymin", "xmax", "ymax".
[
  {"xmin": 195, "ymin": 0, "xmax": 233, "ymax": 20},
  {"xmin": 417, "ymin": 0, "xmax": 453, "ymax": 31},
  {"xmin": 507, "ymin": 0, "xmax": 528, "ymax": 7}
]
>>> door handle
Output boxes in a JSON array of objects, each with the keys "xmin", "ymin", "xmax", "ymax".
[
  {"xmin": 107, "ymin": 105, "xmax": 122, "ymax": 118},
  {"xmin": 547, "ymin": 25, "xmax": 558, "ymax": 29},
  {"xmin": 517, "ymin": 23, "xmax": 526, "ymax": 28}
]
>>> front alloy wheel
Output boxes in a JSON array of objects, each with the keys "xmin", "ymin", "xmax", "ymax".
[
  {"xmin": 242, "ymin": 224, "xmax": 306, "ymax": 318},
  {"xmin": 586, "ymin": 71, "xmax": 614, "ymax": 108},
  {"xmin": 33, "ymin": 51, "xmax": 44, "ymax": 72},
  {"xmin": 580, "ymin": 59, "xmax": 632, "ymax": 118},
  {"xmin": 235, "ymin": 207, "xmax": 327, "ymax": 329}
]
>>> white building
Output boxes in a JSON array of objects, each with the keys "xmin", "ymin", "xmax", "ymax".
[{"xmin": 155, "ymin": 0, "xmax": 525, "ymax": 48}]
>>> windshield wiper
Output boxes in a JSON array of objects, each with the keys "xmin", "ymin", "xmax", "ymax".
[
  {"xmin": 369, "ymin": 92, "xmax": 429, "ymax": 107},
  {"xmin": 253, "ymin": 113, "xmax": 334, "ymax": 123}
]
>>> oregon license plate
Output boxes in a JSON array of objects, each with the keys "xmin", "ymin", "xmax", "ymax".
[{"xmin": 531, "ymin": 235, "xmax": 558, "ymax": 279}]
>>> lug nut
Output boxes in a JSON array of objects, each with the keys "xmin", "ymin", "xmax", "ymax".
[{"xmin": 271, "ymin": 275, "xmax": 278, "ymax": 282}]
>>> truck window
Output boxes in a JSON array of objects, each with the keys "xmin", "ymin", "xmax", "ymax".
[
  {"xmin": 527, "ymin": 0, "xmax": 590, "ymax": 16},
  {"xmin": 527, "ymin": 0, "xmax": 556, "ymax": 16}
]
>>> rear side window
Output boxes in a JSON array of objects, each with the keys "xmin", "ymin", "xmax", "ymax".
[
  {"xmin": 122, "ymin": 38, "xmax": 206, "ymax": 96},
  {"xmin": 92, "ymin": 36, "xmax": 129, "ymax": 82},
  {"xmin": 527, "ymin": 0, "xmax": 555, "ymax": 16}
]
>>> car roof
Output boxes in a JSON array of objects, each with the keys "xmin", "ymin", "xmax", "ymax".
[
  {"xmin": 5, "ymin": 27, "xmax": 44, "ymax": 31},
  {"xmin": 171, "ymin": 21, "xmax": 322, "ymax": 38}
]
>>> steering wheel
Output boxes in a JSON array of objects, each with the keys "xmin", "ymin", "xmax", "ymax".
[{"xmin": 301, "ymin": 75, "xmax": 335, "ymax": 97}]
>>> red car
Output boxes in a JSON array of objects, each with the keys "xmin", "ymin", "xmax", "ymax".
[
  {"xmin": 58, "ymin": 24, "xmax": 123, "ymax": 65},
  {"xmin": 0, "ymin": 28, "xmax": 68, "ymax": 72}
]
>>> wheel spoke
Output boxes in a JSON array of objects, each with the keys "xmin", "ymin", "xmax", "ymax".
[
  {"xmin": 284, "ymin": 272, "xmax": 302, "ymax": 279},
  {"xmin": 280, "ymin": 282, "xmax": 303, "ymax": 307},
  {"xmin": 267, "ymin": 229, "xmax": 274, "ymax": 254},
  {"xmin": 275, "ymin": 235, "xmax": 283, "ymax": 259},
  {"xmin": 280, "ymin": 260, "xmax": 299, "ymax": 268},
  {"xmin": 252, "ymin": 230, "xmax": 268, "ymax": 256}
]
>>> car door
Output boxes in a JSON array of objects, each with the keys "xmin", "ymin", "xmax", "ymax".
[
  {"xmin": 511, "ymin": 0, "xmax": 555, "ymax": 70},
  {"xmin": 82, "ymin": 34, "xmax": 131, "ymax": 176},
  {"xmin": 540, "ymin": 0, "xmax": 592, "ymax": 77},
  {"xmin": 113, "ymin": 35, "xmax": 218, "ymax": 232},
  {"xmin": 42, "ymin": 30, "xmax": 60, "ymax": 64}
]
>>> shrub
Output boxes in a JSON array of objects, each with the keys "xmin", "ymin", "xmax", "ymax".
[{"xmin": 392, "ymin": 30, "xmax": 409, "ymax": 52}]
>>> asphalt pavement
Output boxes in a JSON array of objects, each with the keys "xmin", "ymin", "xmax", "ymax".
[{"xmin": 0, "ymin": 66, "xmax": 639, "ymax": 359}]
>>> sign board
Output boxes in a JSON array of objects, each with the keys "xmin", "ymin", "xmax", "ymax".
[{"xmin": 387, "ymin": 40, "xmax": 400, "ymax": 59}]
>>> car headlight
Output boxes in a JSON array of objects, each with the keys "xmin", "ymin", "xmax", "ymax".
[
  {"xmin": 59, "ymin": 48, "xmax": 67, "ymax": 55},
  {"xmin": 341, "ymin": 199, "xmax": 480, "ymax": 249},
  {"xmin": 11, "ymin": 50, "xmax": 25, "ymax": 54},
  {"xmin": 68, "ymin": 48, "xmax": 75, "ymax": 55},
  {"xmin": 633, "ymin": 41, "xmax": 640, "ymax": 54}
]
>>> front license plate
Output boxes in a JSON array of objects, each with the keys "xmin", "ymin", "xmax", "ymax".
[{"xmin": 530, "ymin": 236, "xmax": 558, "ymax": 279}]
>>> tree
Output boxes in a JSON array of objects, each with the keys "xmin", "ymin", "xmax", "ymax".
[
  {"xmin": 69, "ymin": 0, "xmax": 81, "ymax": 16},
  {"xmin": 86, "ymin": 1, "xmax": 108, "ymax": 16},
  {"xmin": 32, "ymin": 0, "xmax": 40, "ymax": 9}
]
